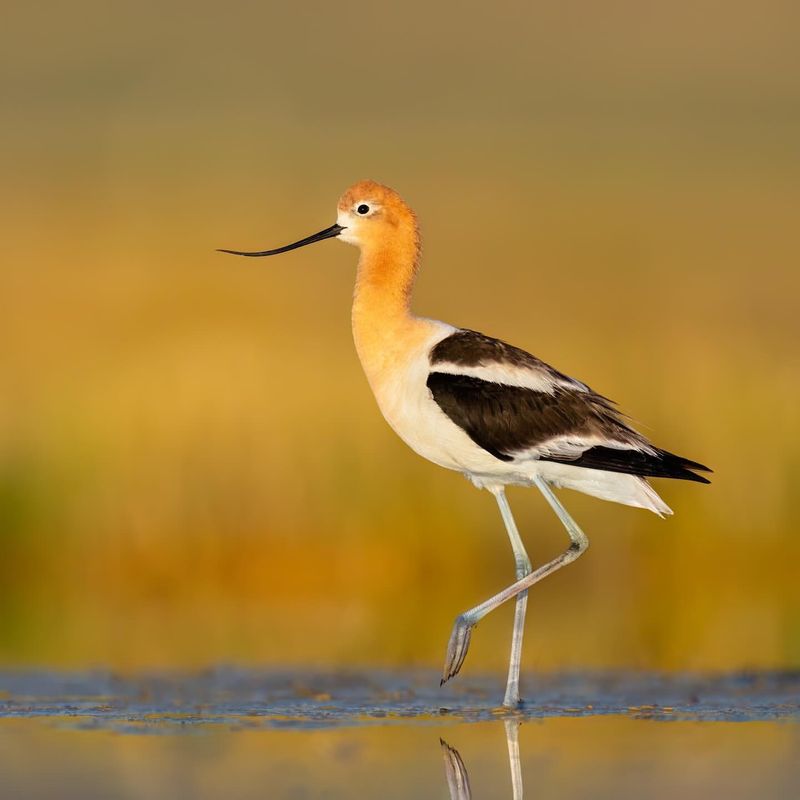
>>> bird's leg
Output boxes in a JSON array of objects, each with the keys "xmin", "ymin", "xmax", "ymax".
[
  {"xmin": 441, "ymin": 476, "xmax": 589, "ymax": 688},
  {"xmin": 492, "ymin": 488, "xmax": 532, "ymax": 708},
  {"xmin": 442, "ymin": 488, "xmax": 532, "ymax": 694}
]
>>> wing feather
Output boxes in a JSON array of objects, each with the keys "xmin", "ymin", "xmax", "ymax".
[{"xmin": 427, "ymin": 329, "xmax": 711, "ymax": 483}]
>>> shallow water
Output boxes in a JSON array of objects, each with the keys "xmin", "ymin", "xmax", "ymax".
[{"xmin": 1, "ymin": 670, "xmax": 798, "ymax": 799}]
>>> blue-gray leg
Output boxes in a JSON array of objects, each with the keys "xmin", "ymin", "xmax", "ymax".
[
  {"xmin": 494, "ymin": 488, "xmax": 532, "ymax": 707},
  {"xmin": 441, "ymin": 476, "xmax": 589, "ymax": 701}
]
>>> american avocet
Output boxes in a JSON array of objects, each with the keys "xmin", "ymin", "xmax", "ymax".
[{"xmin": 220, "ymin": 180, "xmax": 711, "ymax": 707}]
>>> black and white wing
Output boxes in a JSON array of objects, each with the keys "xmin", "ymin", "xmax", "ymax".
[{"xmin": 427, "ymin": 329, "xmax": 710, "ymax": 483}]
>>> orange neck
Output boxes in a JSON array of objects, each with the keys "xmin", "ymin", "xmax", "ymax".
[{"xmin": 351, "ymin": 225, "xmax": 422, "ymax": 375}]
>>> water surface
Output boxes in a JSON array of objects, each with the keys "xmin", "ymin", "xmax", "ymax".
[{"xmin": 1, "ymin": 670, "xmax": 798, "ymax": 799}]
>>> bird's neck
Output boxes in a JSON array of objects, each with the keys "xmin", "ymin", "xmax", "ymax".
[{"xmin": 351, "ymin": 233, "xmax": 425, "ymax": 380}]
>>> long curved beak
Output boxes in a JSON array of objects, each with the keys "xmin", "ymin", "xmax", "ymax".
[{"xmin": 217, "ymin": 223, "xmax": 344, "ymax": 257}]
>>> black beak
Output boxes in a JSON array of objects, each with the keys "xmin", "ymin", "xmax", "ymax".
[{"xmin": 218, "ymin": 223, "xmax": 344, "ymax": 257}]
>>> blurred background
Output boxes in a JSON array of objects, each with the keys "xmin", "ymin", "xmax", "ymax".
[{"xmin": 1, "ymin": 0, "xmax": 798, "ymax": 673}]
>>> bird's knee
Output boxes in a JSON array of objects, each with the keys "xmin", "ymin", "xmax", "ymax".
[{"xmin": 569, "ymin": 537, "xmax": 589, "ymax": 557}]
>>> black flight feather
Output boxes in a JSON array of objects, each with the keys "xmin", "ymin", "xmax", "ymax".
[{"xmin": 540, "ymin": 446, "xmax": 712, "ymax": 483}]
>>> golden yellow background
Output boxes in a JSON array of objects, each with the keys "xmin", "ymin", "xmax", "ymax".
[{"xmin": 2, "ymin": 0, "xmax": 798, "ymax": 671}]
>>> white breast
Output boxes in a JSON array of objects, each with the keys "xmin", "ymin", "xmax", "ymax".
[{"xmin": 364, "ymin": 321, "xmax": 513, "ymax": 477}]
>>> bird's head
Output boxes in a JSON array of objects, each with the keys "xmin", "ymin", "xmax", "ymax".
[
  {"xmin": 218, "ymin": 179, "xmax": 417, "ymax": 259},
  {"xmin": 335, "ymin": 180, "xmax": 418, "ymax": 251}
]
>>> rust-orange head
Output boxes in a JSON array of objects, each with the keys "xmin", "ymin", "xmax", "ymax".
[
  {"xmin": 217, "ymin": 179, "xmax": 419, "ymax": 261},
  {"xmin": 335, "ymin": 180, "xmax": 418, "ymax": 253}
]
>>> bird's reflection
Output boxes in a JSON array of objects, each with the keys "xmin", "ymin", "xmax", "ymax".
[
  {"xmin": 440, "ymin": 738, "xmax": 472, "ymax": 799},
  {"xmin": 503, "ymin": 719, "xmax": 524, "ymax": 799},
  {"xmin": 440, "ymin": 719, "xmax": 523, "ymax": 800}
]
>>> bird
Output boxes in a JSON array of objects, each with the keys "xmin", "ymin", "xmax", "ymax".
[{"xmin": 219, "ymin": 179, "xmax": 711, "ymax": 708}]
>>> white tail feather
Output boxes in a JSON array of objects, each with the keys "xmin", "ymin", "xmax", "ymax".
[{"xmin": 536, "ymin": 462, "xmax": 673, "ymax": 517}]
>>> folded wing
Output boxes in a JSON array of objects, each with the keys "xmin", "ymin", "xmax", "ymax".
[{"xmin": 427, "ymin": 329, "xmax": 711, "ymax": 483}]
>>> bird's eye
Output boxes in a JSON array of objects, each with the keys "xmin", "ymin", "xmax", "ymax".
[{"xmin": 356, "ymin": 204, "xmax": 370, "ymax": 215}]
